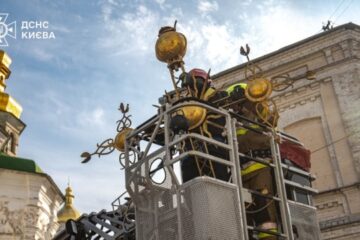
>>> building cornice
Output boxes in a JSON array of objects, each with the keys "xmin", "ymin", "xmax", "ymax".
[
  {"xmin": 0, "ymin": 167, "xmax": 65, "ymax": 200},
  {"xmin": 212, "ymin": 22, "xmax": 360, "ymax": 79},
  {"xmin": 320, "ymin": 212, "xmax": 360, "ymax": 230}
]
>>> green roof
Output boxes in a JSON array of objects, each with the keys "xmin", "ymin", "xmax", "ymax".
[{"xmin": 0, "ymin": 153, "xmax": 43, "ymax": 173}]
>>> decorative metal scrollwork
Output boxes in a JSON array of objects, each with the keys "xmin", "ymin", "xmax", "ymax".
[
  {"xmin": 240, "ymin": 44, "xmax": 278, "ymax": 128},
  {"xmin": 117, "ymin": 103, "xmax": 132, "ymax": 132},
  {"xmin": 119, "ymin": 148, "xmax": 138, "ymax": 170},
  {"xmin": 81, "ymin": 102, "xmax": 134, "ymax": 164},
  {"xmin": 239, "ymin": 44, "xmax": 316, "ymax": 128}
]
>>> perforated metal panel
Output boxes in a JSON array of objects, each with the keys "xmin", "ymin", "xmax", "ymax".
[
  {"xmin": 136, "ymin": 209, "xmax": 155, "ymax": 239},
  {"xmin": 135, "ymin": 190, "xmax": 157, "ymax": 240},
  {"xmin": 135, "ymin": 177, "xmax": 243, "ymax": 240},
  {"xmin": 289, "ymin": 202, "xmax": 321, "ymax": 240},
  {"xmin": 180, "ymin": 177, "xmax": 243, "ymax": 240},
  {"xmin": 135, "ymin": 188, "xmax": 179, "ymax": 240}
]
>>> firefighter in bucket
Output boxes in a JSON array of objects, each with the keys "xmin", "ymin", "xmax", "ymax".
[
  {"xmin": 170, "ymin": 68, "xmax": 230, "ymax": 183},
  {"xmin": 227, "ymin": 82, "xmax": 278, "ymax": 240}
]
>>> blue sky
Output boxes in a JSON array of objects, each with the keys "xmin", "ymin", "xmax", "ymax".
[{"xmin": 1, "ymin": 0, "xmax": 359, "ymax": 213}]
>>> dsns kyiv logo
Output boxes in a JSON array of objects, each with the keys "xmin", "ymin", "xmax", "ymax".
[{"xmin": 0, "ymin": 13, "xmax": 16, "ymax": 47}]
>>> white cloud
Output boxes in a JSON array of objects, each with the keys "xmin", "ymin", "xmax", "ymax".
[
  {"xmin": 201, "ymin": 23, "xmax": 241, "ymax": 67},
  {"xmin": 107, "ymin": 0, "xmax": 119, "ymax": 6},
  {"xmin": 198, "ymin": 0, "xmax": 219, "ymax": 14},
  {"xmin": 155, "ymin": 0, "xmax": 166, "ymax": 4},
  {"xmin": 243, "ymin": 1, "xmax": 326, "ymax": 59},
  {"xmin": 177, "ymin": 20, "xmax": 243, "ymax": 73},
  {"xmin": 98, "ymin": 1, "xmax": 240, "ymax": 72},
  {"xmin": 31, "ymin": 47, "xmax": 54, "ymax": 62},
  {"xmin": 99, "ymin": 4, "xmax": 159, "ymax": 56},
  {"xmin": 242, "ymin": 0, "xmax": 253, "ymax": 6},
  {"xmin": 93, "ymin": 108, "xmax": 105, "ymax": 125},
  {"xmin": 78, "ymin": 107, "xmax": 106, "ymax": 127},
  {"xmin": 32, "ymin": 90, "xmax": 70, "ymax": 117},
  {"xmin": 154, "ymin": 0, "xmax": 166, "ymax": 9}
]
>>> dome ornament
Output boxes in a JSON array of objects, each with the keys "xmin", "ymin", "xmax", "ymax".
[
  {"xmin": 57, "ymin": 183, "xmax": 81, "ymax": 223},
  {"xmin": 155, "ymin": 20, "xmax": 187, "ymax": 98},
  {"xmin": 239, "ymin": 44, "xmax": 316, "ymax": 128},
  {"xmin": 81, "ymin": 102, "xmax": 134, "ymax": 163}
]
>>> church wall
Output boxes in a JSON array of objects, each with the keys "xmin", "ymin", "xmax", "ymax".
[{"xmin": 0, "ymin": 168, "xmax": 63, "ymax": 240}]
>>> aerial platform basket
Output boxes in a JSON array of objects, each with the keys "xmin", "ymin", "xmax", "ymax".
[
  {"xmin": 53, "ymin": 100, "xmax": 321, "ymax": 240},
  {"xmin": 124, "ymin": 100, "xmax": 321, "ymax": 240}
]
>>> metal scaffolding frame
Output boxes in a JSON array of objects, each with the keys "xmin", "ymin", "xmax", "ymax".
[
  {"xmin": 54, "ymin": 100, "xmax": 320, "ymax": 240},
  {"xmin": 123, "ymin": 100, "xmax": 320, "ymax": 240}
]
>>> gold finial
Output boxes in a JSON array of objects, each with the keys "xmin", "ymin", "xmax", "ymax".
[
  {"xmin": 57, "ymin": 182, "xmax": 81, "ymax": 223},
  {"xmin": 155, "ymin": 20, "xmax": 187, "ymax": 97}
]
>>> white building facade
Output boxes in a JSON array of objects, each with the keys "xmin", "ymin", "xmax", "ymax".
[{"xmin": 213, "ymin": 23, "xmax": 360, "ymax": 239}]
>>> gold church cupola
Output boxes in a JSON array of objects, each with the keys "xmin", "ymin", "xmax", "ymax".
[
  {"xmin": 0, "ymin": 50, "xmax": 25, "ymax": 156},
  {"xmin": 0, "ymin": 50, "xmax": 22, "ymax": 119},
  {"xmin": 57, "ymin": 183, "xmax": 81, "ymax": 223}
]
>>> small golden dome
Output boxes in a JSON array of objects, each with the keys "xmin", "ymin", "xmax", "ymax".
[
  {"xmin": 180, "ymin": 106, "xmax": 207, "ymax": 130},
  {"xmin": 155, "ymin": 22, "xmax": 187, "ymax": 68},
  {"xmin": 114, "ymin": 128, "xmax": 133, "ymax": 152},
  {"xmin": 155, "ymin": 28, "xmax": 187, "ymax": 63},
  {"xmin": 245, "ymin": 78, "xmax": 272, "ymax": 102},
  {"xmin": 57, "ymin": 185, "xmax": 81, "ymax": 223}
]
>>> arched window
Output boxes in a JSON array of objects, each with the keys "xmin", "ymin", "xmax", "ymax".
[{"xmin": 284, "ymin": 117, "xmax": 336, "ymax": 191}]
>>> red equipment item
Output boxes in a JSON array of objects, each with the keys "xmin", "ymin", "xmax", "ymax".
[{"xmin": 280, "ymin": 140, "xmax": 311, "ymax": 172}]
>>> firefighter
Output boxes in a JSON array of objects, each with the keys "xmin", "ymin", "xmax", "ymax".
[
  {"xmin": 227, "ymin": 83, "xmax": 278, "ymax": 240},
  {"xmin": 171, "ymin": 68, "xmax": 230, "ymax": 183},
  {"xmin": 180, "ymin": 68, "xmax": 212, "ymax": 99}
]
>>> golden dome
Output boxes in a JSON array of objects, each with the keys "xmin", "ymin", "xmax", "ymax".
[
  {"xmin": 155, "ymin": 24, "xmax": 187, "ymax": 65},
  {"xmin": 245, "ymin": 78, "xmax": 272, "ymax": 102},
  {"xmin": 57, "ymin": 185, "xmax": 81, "ymax": 223},
  {"xmin": 0, "ymin": 51, "xmax": 23, "ymax": 118},
  {"xmin": 180, "ymin": 106, "xmax": 207, "ymax": 130},
  {"xmin": 114, "ymin": 128, "xmax": 133, "ymax": 152}
]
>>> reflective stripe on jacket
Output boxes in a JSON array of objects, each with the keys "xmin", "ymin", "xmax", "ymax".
[
  {"xmin": 228, "ymin": 82, "xmax": 267, "ymax": 175},
  {"xmin": 258, "ymin": 228, "xmax": 278, "ymax": 239},
  {"xmin": 226, "ymin": 83, "xmax": 247, "ymax": 95},
  {"xmin": 241, "ymin": 162, "xmax": 267, "ymax": 176},
  {"xmin": 236, "ymin": 123, "xmax": 261, "ymax": 136}
]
